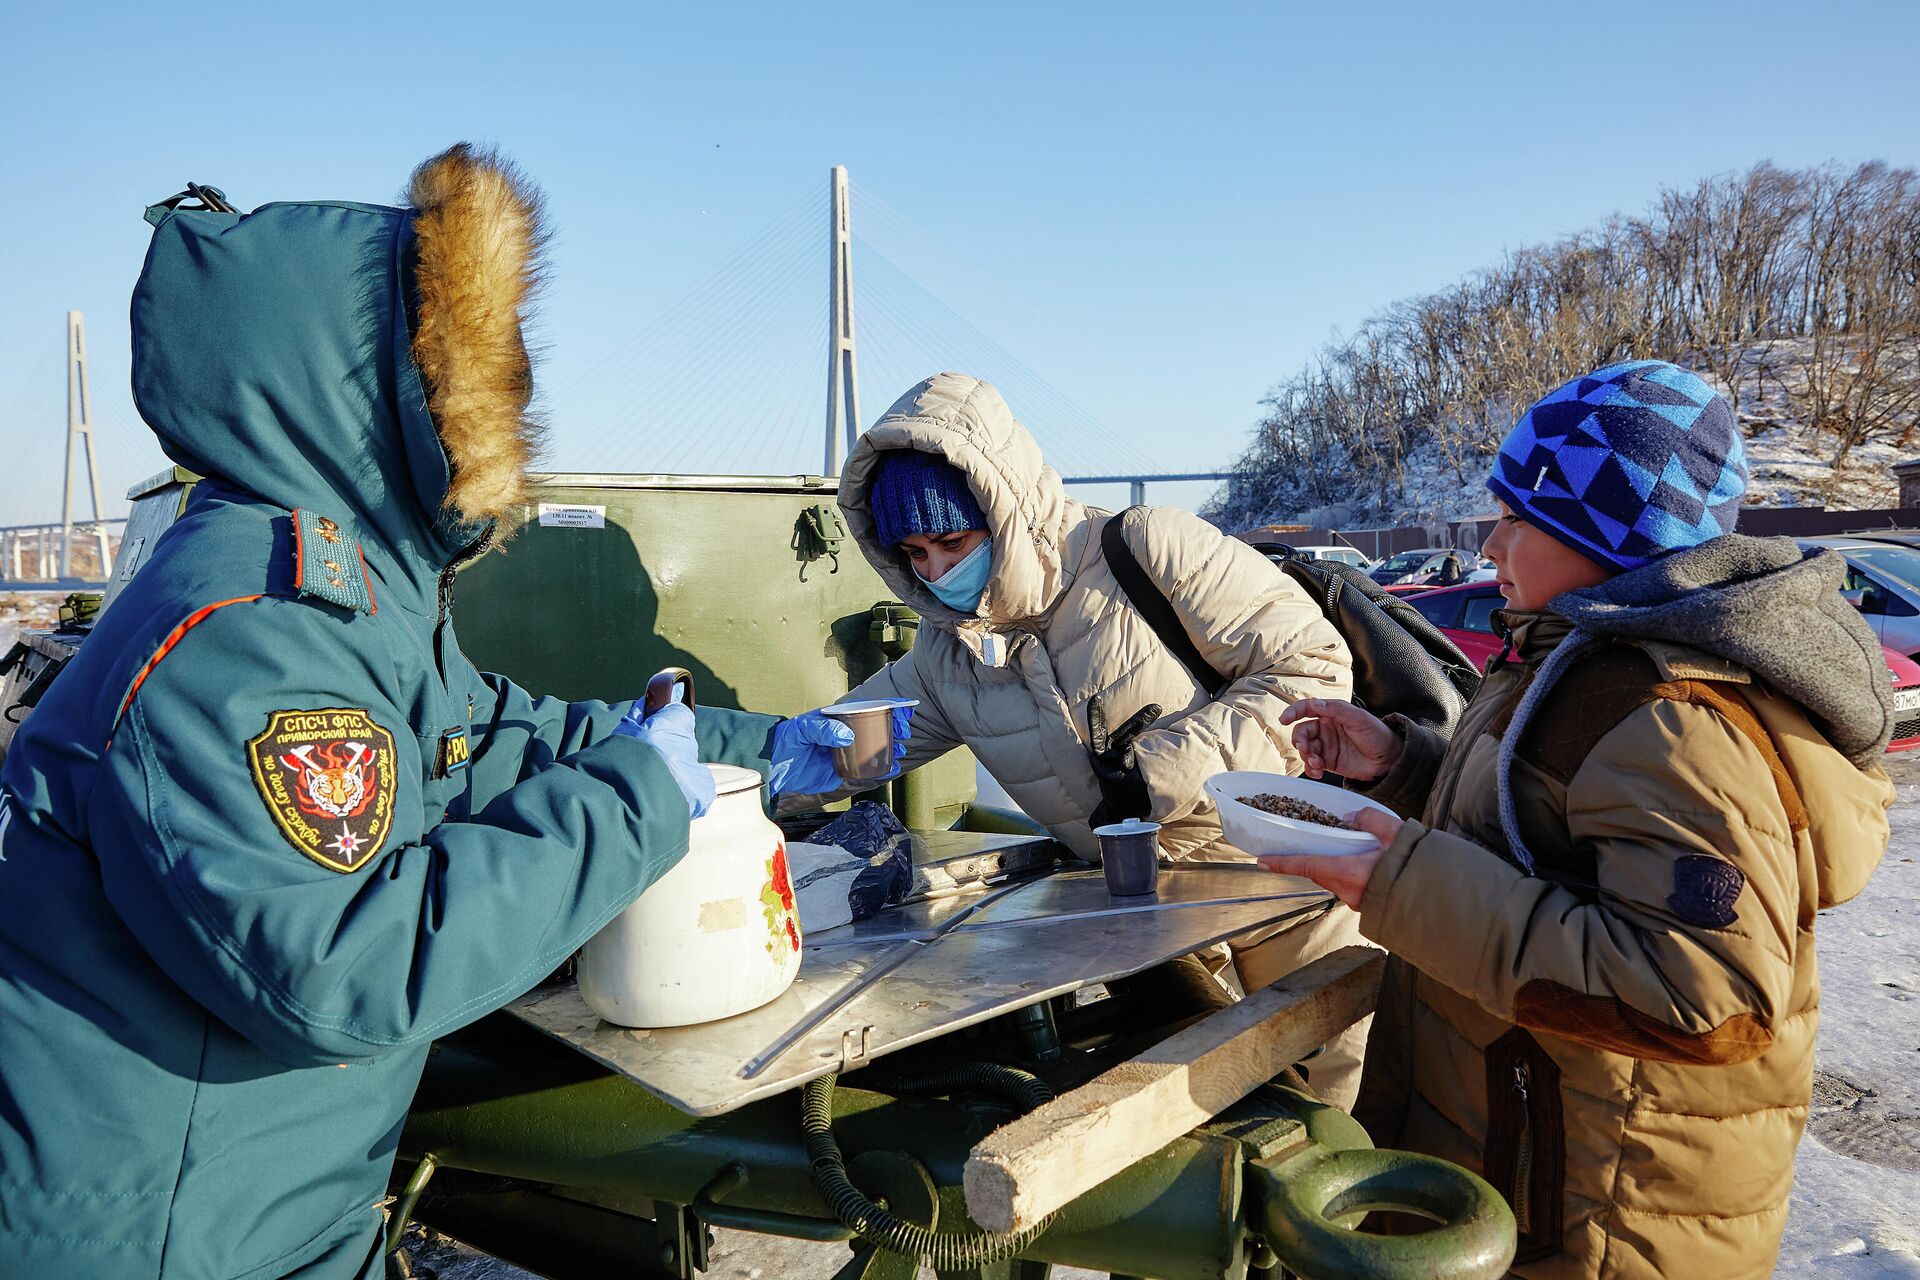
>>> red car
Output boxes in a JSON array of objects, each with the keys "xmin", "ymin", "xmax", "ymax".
[
  {"xmin": 1406, "ymin": 582, "xmax": 1920, "ymax": 753},
  {"xmin": 1888, "ymin": 648, "xmax": 1920, "ymax": 752},
  {"xmin": 1404, "ymin": 582, "xmax": 1508, "ymax": 673}
]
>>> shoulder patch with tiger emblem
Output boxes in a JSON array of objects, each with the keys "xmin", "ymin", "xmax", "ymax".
[{"xmin": 246, "ymin": 708, "xmax": 398, "ymax": 872}]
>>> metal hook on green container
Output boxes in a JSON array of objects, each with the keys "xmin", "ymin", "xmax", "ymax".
[{"xmin": 794, "ymin": 504, "xmax": 849, "ymax": 580}]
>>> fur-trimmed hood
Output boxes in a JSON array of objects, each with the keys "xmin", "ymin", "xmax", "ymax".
[
  {"xmin": 405, "ymin": 144, "xmax": 547, "ymax": 527},
  {"xmin": 132, "ymin": 144, "xmax": 546, "ymax": 585}
]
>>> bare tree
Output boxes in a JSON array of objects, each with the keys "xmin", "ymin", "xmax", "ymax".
[
  {"xmin": 1797, "ymin": 165, "xmax": 1920, "ymax": 468},
  {"xmin": 1208, "ymin": 160, "xmax": 1920, "ymax": 530}
]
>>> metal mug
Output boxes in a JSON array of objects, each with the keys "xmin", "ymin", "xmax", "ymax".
[
  {"xmin": 1094, "ymin": 818, "xmax": 1161, "ymax": 897},
  {"xmin": 819, "ymin": 699, "xmax": 905, "ymax": 786}
]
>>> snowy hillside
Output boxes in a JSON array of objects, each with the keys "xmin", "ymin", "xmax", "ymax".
[
  {"xmin": 1730, "ymin": 338, "xmax": 1907, "ymax": 511},
  {"xmin": 1214, "ymin": 339, "xmax": 1914, "ymax": 530},
  {"xmin": 1208, "ymin": 161, "xmax": 1920, "ymax": 533}
]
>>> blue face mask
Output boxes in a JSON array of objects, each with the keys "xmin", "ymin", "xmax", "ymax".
[{"xmin": 921, "ymin": 537, "xmax": 993, "ymax": 613}]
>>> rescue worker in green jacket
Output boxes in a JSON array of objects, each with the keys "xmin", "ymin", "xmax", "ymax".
[{"xmin": 0, "ymin": 146, "xmax": 895, "ymax": 1280}]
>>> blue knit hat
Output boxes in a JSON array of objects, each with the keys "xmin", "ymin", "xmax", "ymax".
[
  {"xmin": 1486, "ymin": 360, "xmax": 1747, "ymax": 570},
  {"xmin": 868, "ymin": 450, "xmax": 986, "ymax": 546}
]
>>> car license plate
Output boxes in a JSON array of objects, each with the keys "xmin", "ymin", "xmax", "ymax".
[{"xmin": 1896, "ymin": 687, "xmax": 1920, "ymax": 713}]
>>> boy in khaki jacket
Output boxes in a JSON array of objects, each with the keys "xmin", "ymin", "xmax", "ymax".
[{"xmin": 1268, "ymin": 360, "xmax": 1894, "ymax": 1278}]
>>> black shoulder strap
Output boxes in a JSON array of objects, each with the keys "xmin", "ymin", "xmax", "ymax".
[{"xmin": 1099, "ymin": 507, "xmax": 1229, "ymax": 696}]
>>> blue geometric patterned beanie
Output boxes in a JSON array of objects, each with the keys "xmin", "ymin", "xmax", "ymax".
[
  {"xmin": 868, "ymin": 450, "xmax": 986, "ymax": 546},
  {"xmin": 1486, "ymin": 360, "xmax": 1747, "ymax": 570}
]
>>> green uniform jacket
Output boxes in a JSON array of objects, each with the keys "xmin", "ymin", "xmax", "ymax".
[{"xmin": 0, "ymin": 185, "xmax": 775, "ymax": 1278}]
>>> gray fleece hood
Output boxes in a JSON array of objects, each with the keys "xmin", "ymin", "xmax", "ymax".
[
  {"xmin": 1494, "ymin": 534, "xmax": 1891, "ymax": 874},
  {"xmin": 1549, "ymin": 534, "xmax": 1893, "ymax": 765}
]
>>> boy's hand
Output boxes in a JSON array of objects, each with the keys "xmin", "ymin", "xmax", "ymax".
[
  {"xmin": 1257, "ymin": 808, "xmax": 1401, "ymax": 909},
  {"xmin": 1278, "ymin": 698, "xmax": 1405, "ymax": 782}
]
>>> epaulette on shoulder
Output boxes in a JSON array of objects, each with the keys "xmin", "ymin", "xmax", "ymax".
[{"xmin": 291, "ymin": 508, "xmax": 377, "ymax": 616}]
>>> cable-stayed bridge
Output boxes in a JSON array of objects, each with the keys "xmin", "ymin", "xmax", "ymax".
[
  {"xmin": 1, "ymin": 313, "xmax": 122, "ymax": 587},
  {"xmin": 541, "ymin": 167, "xmax": 1231, "ymax": 492},
  {"xmin": 2, "ymin": 170, "xmax": 1232, "ymax": 583}
]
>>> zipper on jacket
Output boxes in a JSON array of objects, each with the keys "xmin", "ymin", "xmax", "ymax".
[
  {"xmin": 1490, "ymin": 616, "xmax": 1518, "ymax": 670},
  {"xmin": 438, "ymin": 525, "xmax": 496, "ymax": 624},
  {"xmin": 1511, "ymin": 1062, "xmax": 1535, "ymax": 1237},
  {"xmin": 433, "ymin": 525, "xmax": 496, "ymax": 678}
]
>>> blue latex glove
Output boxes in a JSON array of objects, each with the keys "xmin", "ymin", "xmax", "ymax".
[
  {"xmin": 768, "ymin": 706, "xmax": 914, "ymax": 796},
  {"xmin": 612, "ymin": 702, "xmax": 716, "ymax": 819}
]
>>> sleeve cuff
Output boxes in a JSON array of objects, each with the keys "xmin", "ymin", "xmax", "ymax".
[
  {"xmin": 1131, "ymin": 724, "xmax": 1208, "ymax": 824},
  {"xmin": 1358, "ymin": 817, "xmax": 1425, "ymax": 941},
  {"xmin": 1354, "ymin": 714, "xmax": 1445, "ymax": 818},
  {"xmin": 1358, "ymin": 820, "xmax": 1529, "ymax": 1001}
]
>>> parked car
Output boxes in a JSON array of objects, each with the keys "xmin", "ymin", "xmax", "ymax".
[
  {"xmin": 1404, "ymin": 577, "xmax": 1920, "ymax": 752},
  {"xmin": 1837, "ymin": 531, "xmax": 1920, "ymax": 550},
  {"xmin": 1369, "ymin": 548, "xmax": 1469, "ymax": 587},
  {"xmin": 1887, "ymin": 648, "xmax": 1920, "ymax": 753},
  {"xmin": 1402, "ymin": 582, "xmax": 1507, "ymax": 671},
  {"xmin": 1288, "ymin": 545, "xmax": 1374, "ymax": 571},
  {"xmin": 1798, "ymin": 537, "xmax": 1920, "ymax": 661}
]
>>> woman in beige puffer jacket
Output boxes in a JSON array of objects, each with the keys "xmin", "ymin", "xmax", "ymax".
[{"xmin": 825, "ymin": 372, "xmax": 1372, "ymax": 1102}]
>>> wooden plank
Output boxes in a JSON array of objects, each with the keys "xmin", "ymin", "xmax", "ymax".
[{"xmin": 962, "ymin": 944, "xmax": 1385, "ymax": 1233}]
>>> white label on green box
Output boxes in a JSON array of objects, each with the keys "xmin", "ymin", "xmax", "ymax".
[{"xmin": 538, "ymin": 503, "xmax": 606, "ymax": 529}]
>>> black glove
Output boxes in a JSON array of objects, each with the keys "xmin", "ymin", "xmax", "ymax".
[{"xmin": 1086, "ymin": 695, "xmax": 1163, "ymax": 828}]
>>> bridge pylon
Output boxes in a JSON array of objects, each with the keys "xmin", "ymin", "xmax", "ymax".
[
  {"xmin": 824, "ymin": 166, "xmax": 862, "ymax": 476},
  {"xmin": 61, "ymin": 311, "xmax": 111, "ymax": 580}
]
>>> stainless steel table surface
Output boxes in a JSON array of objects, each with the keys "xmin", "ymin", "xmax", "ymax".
[{"xmin": 506, "ymin": 840, "xmax": 1332, "ymax": 1117}]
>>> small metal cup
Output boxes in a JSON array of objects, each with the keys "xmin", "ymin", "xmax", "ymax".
[
  {"xmin": 821, "ymin": 701, "xmax": 900, "ymax": 786},
  {"xmin": 1094, "ymin": 818, "xmax": 1161, "ymax": 897}
]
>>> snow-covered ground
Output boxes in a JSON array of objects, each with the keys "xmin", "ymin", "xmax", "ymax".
[
  {"xmin": 1775, "ymin": 749, "xmax": 1920, "ymax": 1276},
  {"xmin": 0, "ymin": 592, "xmax": 62, "ymax": 653},
  {"xmin": 406, "ymin": 752, "xmax": 1920, "ymax": 1279},
  {"xmin": 1725, "ymin": 337, "xmax": 1909, "ymax": 513}
]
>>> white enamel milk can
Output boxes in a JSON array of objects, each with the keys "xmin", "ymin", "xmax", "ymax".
[{"xmin": 578, "ymin": 670, "xmax": 803, "ymax": 1028}]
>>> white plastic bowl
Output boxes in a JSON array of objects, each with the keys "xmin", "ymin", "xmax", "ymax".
[{"xmin": 1204, "ymin": 770, "xmax": 1395, "ymax": 858}]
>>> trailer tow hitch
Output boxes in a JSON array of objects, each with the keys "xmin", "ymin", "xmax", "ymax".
[{"xmin": 1241, "ymin": 1113, "xmax": 1515, "ymax": 1280}]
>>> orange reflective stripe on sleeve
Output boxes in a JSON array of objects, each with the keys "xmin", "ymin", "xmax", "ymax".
[{"xmin": 106, "ymin": 595, "xmax": 265, "ymax": 750}]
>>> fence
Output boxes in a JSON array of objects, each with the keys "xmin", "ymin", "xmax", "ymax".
[{"xmin": 1236, "ymin": 523, "xmax": 1480, "ymax": 560}]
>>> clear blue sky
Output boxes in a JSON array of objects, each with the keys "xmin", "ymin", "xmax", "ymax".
[{"xmin": 4, "ymin": 0, "xmax": 1918, "ymax": 525}]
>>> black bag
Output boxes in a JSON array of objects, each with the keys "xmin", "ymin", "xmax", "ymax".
[{"xmin": 1099, "ymin": 508, "xmax": 1481, "ymax": 738}]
